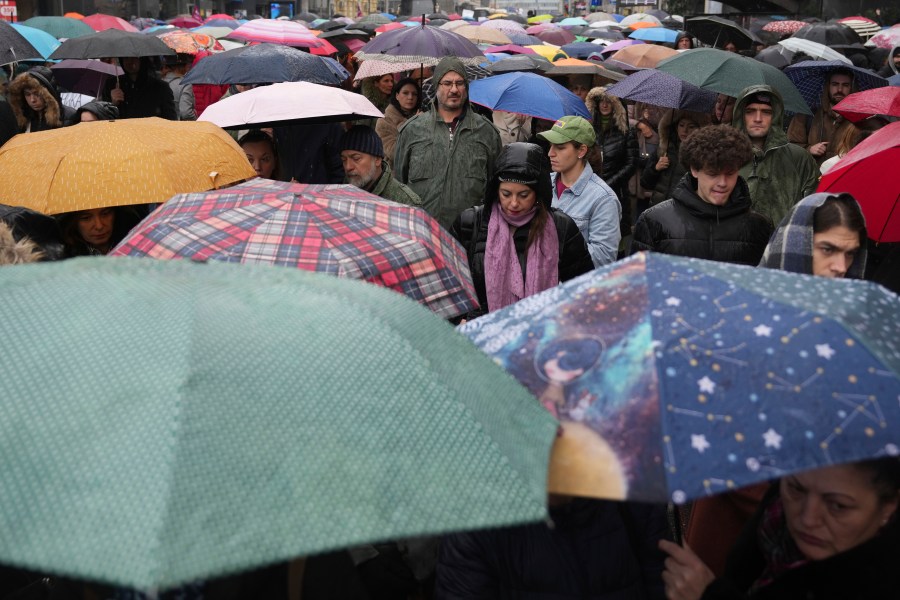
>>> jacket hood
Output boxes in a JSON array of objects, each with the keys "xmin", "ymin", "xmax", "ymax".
[
  {"xmin": 759, "ymin": 192, "xmax": 867, "ymax": 278},
  {"xmin": 432, "ymin": 56, "xmax": 468, "ymax": 104},
  {"xmin": 892, "ymin": 45, "xmax": 900, "ymax": 75},
  {"xmin": 76, "ymin": 100, "xmax": 119, "ymax": 121},
  {"xmin": 658, "ymin": 108, "xmax": 712, "ymax": 158},
  {"xmin": 672, "ymin": 172, "xmax": 753, "ymax": 219},
  {"xmin": 484, "ymin": 142, "xmax": 552, "ymax": 210},
  {"xmin": 8, "ymin": 69, "xmax": 63, "ymax": 130},
  {"xmin": 732, "ymin": 84, "xmax": 788, "ymax": 151},
  {"xmin": 586, "ymin": 86, "xmax": 628, "ymax": 135}
]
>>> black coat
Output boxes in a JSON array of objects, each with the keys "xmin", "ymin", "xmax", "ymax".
[
  {"xmin": 102, "ymin": 65, "xmax": 176, "ymax": 120},
  {"xmin": 274, "ymin": 122, "xmax": 345, "ymax": 184},
  {"xmin": 630, "ymin": 174, "xmax": 773, "ymax": 266},
  {"xmin": 639, "ymin": 143, "xmax": 686, "ymax": 207},
  {"xmin": 597, "ymin": 124, "xmax": 638, "ymax": 195},
  {"xmin": 435, "ymin": 498, "xmax": 669, "ymax": 599},
  {"xmin": 702, "ymin": 486, "xmax": 900, "ymax": 600}
]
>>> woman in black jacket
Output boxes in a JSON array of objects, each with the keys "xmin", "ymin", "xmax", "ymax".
[{"xmin": 449, "ymin": 142, "xmax": 593, "ymax": 320}]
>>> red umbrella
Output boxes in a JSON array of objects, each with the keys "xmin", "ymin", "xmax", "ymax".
[
  {"xmin": 375, "ymin": 22, "xmax": 405, "ymax": 33},
  {"xmin": 168, "ymin": 15, "xmax": 203, "ymax": 28},
  {"xmin": 832, "ymin": 87, "xmax": 900, "ymax": 123},
  {"xmin": 204, "ymin": 13, "xmax": 235, "ymax": 22},
  {"xmin": 817, "ymin": 121, "xmax": 900, "ymax": 242},
  {"xmin": 83, "ymin": 13, "xmax": 139, "ymax": 32}
]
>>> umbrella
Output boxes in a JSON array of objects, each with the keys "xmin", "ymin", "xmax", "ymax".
[
  {"xmin": 190, "ymin": 25, "xmax": 235, "ymax": 39},
  {"xmin": 836, "ymin": 17, "xmax": 881, "ymax": 40},
  {"xmin": 656, "ymin": 48, "xmax": 811, "ymax": 114},
  {"xmin": 356, "ymin": 13, "xmax": 391, "ymax": 26},
  {"xmin": 609, "ymin": 44, "xmax": 677, "ymax": 69},
  {"xmin": 777, "ymin": 38, "xmax": 851, "ymax": 64},
  {"xmin": 375, "ymin": 22, "xmax": 405, "ymax": 33},
  {"xmin": 598, "ymin": 38, "xmax": 644, "ymax": 55},
  {"xmin": 0, "ymin": 257, "xmax": 555, "ymax": 590},
  {"xmin": 686, "ymin": 15, "xmax": 760, "ymax": 51},
  {"xmin": 488, "ymin": 54, "xmax": 552, "ymax": 73},
  {"xmin": 625, "ymin": 21, "xmax": 661, "ymax": 31},
  {"xmin": 832, "ymin": 87, "xmax": 900, "ymax": 122},
  {"xmin": 168, "ymin": 15, "xmax": 204, "ymax": 28},
  {"xmin": 792, "ymin": 23, "xmax": 862, "ymax": 49},
  {"xmin": 111, "ymin": 181, "xmax": 478, "ymax": 319},
  {"xmin": 295, "ymin": 11, "xmax": 320, "ymax": 22},
  {"xmin": 202, "ymin": 19, "xmax": 239, "ymax": 30},
  {"xmin": 50, "ymin": 59, "xmax": 124, "ymax": 96},
  {"xmin": 0, "ymin": 21, "xmax": 41, "ymax": 65},
  {"xmin": 784, "ymin": 61, "xmax": 887, "ymax": 111},
  {"xmin": 525, "ymin": 44, "xmax": 568, "ymax": 61},
  {"xmin": 619, "ymin": 13, "xmax": 661, "ymax": 28},
  {"xmin": 817, "ymin": 121, "xmax": 900, "ymax": 242},
  {"xmin": 10, "ymin": 23, "xmax": 60, "ymax": 60},
  {"xmin": 22, "ymin": 16, "xmax": 95, "ymax": 39},
  {"xmin": 753, "ymin": 44, "xmax": 793, "ymax": 69},
  {"xmin": 469, "ymin": 71, "xmax": 590, "ymax": 121},
  {"xmin": 63, "ymin": 11, "xmax": 84, "ymax": 19},
  {"xmin": 535, "ymin": 28, "xmax": 576, "ymax": 45},
  {"xmin": 352, "ymin": 58, "xmax": 422, "ymax": 80},
  {"xmin": 866, "ymin": 27, "xmax": 900, "ymax": 50},
  {"xmin": 226, "ymin": 19, "xmax": 337, "ymax": 55},
  {"xmin": 561, "ymin": 41, "xmax": 602, "ymax": 59},
  {"xmin": 158, "ymin": 30, "xmax": 224, "ymax": 54},
  {"xmin": 507, "ymin": 32, "xmax": 541, "ymax": 46},
  {"xmin": 628, "ymin": 27, "xmax": 678, "ymax": 44},
  {"xmin": 0, "ymin": 119, "xmax": 255, "ymax": 214},
  {"xmin": 83, "ymin": 13, "xmax": 139, "ymax": 33},
  {"xmin": 198, "ymin": 81, "xmax": 382, "ymax": 128},
  {"xmin": 605, "ymin": 69, "xmax": 717, "ymax": 112},
  {"xmin": 585, "ymin": 12, "xmax": 616, "ymax": 23},
  {"xmin": 204, "ymin": 13, "xmax": 236, "ymax": 22},
  {"xmin": 459, "ymin": 252, "xmax": 900, "ymax": 503},
  {"xmin": 545, "ymin": 58, "xmax": 625, "ymax": 83},
  {"xmin": 182, "ymin": 43, "xmax": 346, "ymax": 86},
  {"xmin": 48, "ymin": 29, "xmax": 174, "ymax": 59},
  {"xmin": 762, "ymin": 20, "xmax": 807, "ymax": 37},
  {"xmin": 527, "ymin": 14, "xmax": 554, "ymax": 24},
  {"xmin": 581, "ymin": 29, "xmax": 624, "ymax": 41},
  {"xmin": 484, "ymin": 44, "xmax": 537, "ymax": 55},
  {"xmin": 560, "ymin": 17, "xmax": 589, "ymax": 27},
  {"xmin": 453, "ymin": 25, "xmax": 512, "ymax": 45},
  {"xmin": 355, "ymin": 23, "xmax": 484, "ymax": 65},
  {"xmin": 480, "ymin": 19, "xmax": 525, "ymax": 34},
  {"xmin": 525, "ymin": 24, "xmax": 555, "ymax": 34}
]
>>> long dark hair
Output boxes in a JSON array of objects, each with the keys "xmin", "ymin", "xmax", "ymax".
[
  {"xmin": 57, "ymin": 206, "xmax": 142, "ymax": 257},
  {"xmin": 388, "ymin": 77, "xmax": 422, "ymax": 117},
  {"xmin": 238, "ymin": 129, "xmax": 282, "ymax": 181},
  {"xmin": 813, "ymin": 193, "xmax": 866, "ymax": 241}
]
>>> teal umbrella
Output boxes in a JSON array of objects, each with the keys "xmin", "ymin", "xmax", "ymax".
[
  {"xmin": 0, "ymin": 258, "xmax": 556, "ymax": 591},
  {"xmin": 11, "ymin": 23, "xmax": 61, "ymax": 60},
  {"xmin": 22, "ymin": 16, "xmax": 95, "ymax": 39},
  {"xmin": 655, "ymin": 47, "xmax": 811, "ymax": 114}
]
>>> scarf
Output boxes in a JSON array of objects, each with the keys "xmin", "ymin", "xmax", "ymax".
[
  {"xmin": 484, "ymin": 204, "xmax": 559, "ymax": 312},
  {"xmin": 751, "ymin": 496, "xmax": 808, "ymax": 592}
]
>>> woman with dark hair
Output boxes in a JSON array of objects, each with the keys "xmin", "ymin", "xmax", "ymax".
[
  {"xmin": 660, "ymin": 458, "xmax": 900, "ymax": 599},
  {"xmin": 57, "ymin": 207, "xmax": 142, "ymax": 257},
  {"xmin": 238, "ymin": 129, "xmax": 282, "ymax": 181},
  {"xmin": 640, "ymin": 109, "xmax": 711, "ymax": 208},
  {"xmin": 449, "ymin": 142, "xmax": 593, "ymax": 320},
  {"xmin": 375, "ymin": 77, "xmax": 421, "ymax": 166},
  {"xmin": 7, "ymin": 66, "xmax": 73, "ymax": 133}
]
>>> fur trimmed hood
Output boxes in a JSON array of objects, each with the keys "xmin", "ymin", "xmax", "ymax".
[
  {"xmin": 8, "ymin": 69, "xmax": 63, "ymax": 131},
  {"xmin": 657, "ymin": 109, "xmax": 712, "ymax": 158},
  {"xmin": 585, "ymin": 86, "xmax": 628, "ymax": 135},
  {"xmin": 0, "ymin": 222, "xmax": 43, "ymax": 265}
]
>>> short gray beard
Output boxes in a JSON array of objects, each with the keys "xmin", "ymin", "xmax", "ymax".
[{"xmin": 347, "ymin": 162, "xmax": 379, "ymax": 190}]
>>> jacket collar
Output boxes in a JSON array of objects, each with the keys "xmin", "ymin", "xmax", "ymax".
[{"xmin": 551, "ymin": 161, "xmax": 596, "ymax": 197}]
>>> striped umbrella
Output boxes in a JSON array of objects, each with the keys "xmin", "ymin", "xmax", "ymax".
[
  {"xmin": 837, "ymin": 16, "xmax": 881, "ymax": 40},
  {"xmin": 226, "ymin": 19, "xmax": 337, "ymax": 55}
]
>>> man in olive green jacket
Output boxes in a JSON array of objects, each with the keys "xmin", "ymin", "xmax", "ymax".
[
  {"xmin": 394, "ymin": 56, "xmax": 502, "ymax": 231},
  {"xmin": 339, "ymin": 125, "xmax": 421, "ymax": 207},
  {"xmin": 731, "ymin": 85, "xmax": 819, "ymax": 226}
]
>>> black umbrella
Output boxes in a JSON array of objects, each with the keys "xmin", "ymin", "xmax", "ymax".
[
  {"xmin": 505, "ymin": 14, "xmax": 527, "ymax": 24},
  {"xmin": 49, "ymin": 29, "xmax": 174, "ymax": 60},
  {"xmin": 792, "ymin": 23, "xmax": 863, "ymax": 49},
  {"xmin": 318, "ymin": 28, "xmax": 370, "ymax": 41},
  {"xmin": 295, "ymin": 12, "xmax": 319, "ymax": 21},
  {"xmin": 754, "ymin": 44, "xmax": 793, "ymax": 69},
  {"xmin": 661, "ymin": 17, "xmax": 684, "ymax": 30},
  {"xmin": 316, "ymin": 20, "xmax": 346, "ymax": 31},
  {"xmin": 0, "ymin": 20, "xmax": 41, "ymax": 66},
  {"xmin": 488, "ymin": 54, "xmax": 552, "ymax": 74},
  {"xmin": 647, "ymin": 9, "xmax": 669, "ymax": 20},
  {"xmin": 426, "ymin": 13, "xmax": 447, "ymax": 20},
  {"xmin": 181, "ymin": 43, "xmax": 346, "ymax": 86},
  {"xmin": 685, "ymin": 15, "xmax": 760, "ymax": 51}
]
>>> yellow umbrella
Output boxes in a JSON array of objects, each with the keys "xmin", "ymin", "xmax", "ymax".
[
  {"xmin": 527, "ymin": 14, "xmax": 553, "ymax": 24},
  {"xmin": 0, "ymin": 118, "xmax": 255, "ymax": 215},
  {"xmin": 453, "ymin": 25, "xmax": 512, "ymax": 45},
  {"xmin": 526, "ymin": 44, "xmax": 568, "ymax": 61}
]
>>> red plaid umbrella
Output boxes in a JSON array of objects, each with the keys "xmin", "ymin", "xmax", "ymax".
[{"xmin": 111, "ymin": 179, "xmax": 479, "ymax": 319}]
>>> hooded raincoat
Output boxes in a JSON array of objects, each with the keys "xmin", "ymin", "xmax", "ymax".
[
  {"xmin": 7, "ymin": 67, "xmax": 73, "ymax": 133},
  {"xmin": 394, "ymin": 57, "xmax": 502, "ymax": 231},
  {"xmin": 732, "ymin": 85, "xmax": 819, "ymax": 227}
]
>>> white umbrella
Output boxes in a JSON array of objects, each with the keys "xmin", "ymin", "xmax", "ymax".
[
  {"xmin": 619, "ymin": 13, "xmax": 662, "ymax": 28},
  {"xmin": 197, "ymin": 81, "xmax": 384, "ymax": 129},
  {"xmin": 778, "ymin": 38, "xmax": 851, "ymax": 65}
]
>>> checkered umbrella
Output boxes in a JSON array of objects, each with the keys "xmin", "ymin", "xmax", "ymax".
[
  {"xmin": 785, "ymin": 60, "xmax": 888, "ymax": 111},
  {"xmin": 111, "ymin": 180, "xmax": 479, "ymax": 320}
]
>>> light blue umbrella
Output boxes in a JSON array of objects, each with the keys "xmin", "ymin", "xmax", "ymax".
[
  {"xmin": 560, "ymin": 17, "xmax": 589, "ymax": 27},
  {"xmin": 629, "ymin": 26, "xmax": 677, "ymax": 44},
  {"xmin": 10, "ymin": 23, "xmax": 60, "ymax": 60},
  {"xmin": 469, "ymin": 71, "xmax": 590, "ymax": 121}
]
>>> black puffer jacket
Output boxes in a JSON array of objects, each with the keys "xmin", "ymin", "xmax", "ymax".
[
  {"xmin": 630, "ymin": 174, "xmax": 773, "ymax": 266},
  {"xmin": 435, "ymin": 498, "xmax": 669, "ymax": 599},
  {"xmin": 449, "ymin": 143, "xmax": 593, "ymax": 319}
]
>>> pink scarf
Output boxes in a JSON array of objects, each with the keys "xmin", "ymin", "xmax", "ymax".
[{"xmin": 484, "ymin": 204, "xmax": 559, "ymax": 312}]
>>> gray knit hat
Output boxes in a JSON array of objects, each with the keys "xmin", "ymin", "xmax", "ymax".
[{"xmin": 339, "ymin": 125, "xmax": 384, "ymax": 158}]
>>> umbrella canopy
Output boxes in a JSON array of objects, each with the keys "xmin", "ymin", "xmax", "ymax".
[
  {"xmin": 560, "ymin": 41, "xmax": 602, "ymax": 59},
  {"xmin": 190, "ymin": 25, "xmax": 236, "ymax": 39},
  {"xmin": 609, "ymin": 44, "xmax": 677, "ymax": 69},
  {"xmin": 198, "ymin": 81, "xmax": 382, "ymax": 128},
  {"xmin": 685, "ymin": 15, "xmax": 760, "ymax": 51},
  {"xmin": 0, "ymin": 119, "xmax": 254, "ymax": 214},
  {"xmin": 112, "ymin": 181, "xmax": 478, "ymax": 319},
  {"xmin": 453, "ymin": 24, "xmax": 511, "ymax": 45},
  {"xmin": 628, "ymin": 27, "xmax": 678, "ymax": 44},
  {"xmin": 480, "ymin": 19, "xmax": 525, "ymax": 34},
  {"xmin": 560, "ymin": 17, "xmax": 589, "ymax": 27},
  {"xmin": 837, "ymin": 17, "xmax": 881, "ymax": 40},
  {"xmin": 598, "ymin": 38, "xmax": 643, "ymax": 55},
  {"xmin": 817, "ymin": 121, "xmax": 900, "ymax": 242},
  {"xmin": 762, "ymin": 20, "xmax": 807, "ymax": 37},
  {"xmin": 866, "ymin": 27, "xmax": 900, "ymax": 50},
  {"xmin": 525, "ymin": 44, "xmax": 567, "ymax": 61},
  {"xmin": 0, "ymin": 257, "xmax": 555, "ymax": 590},
  {"xmin": 226, "ymin": 19, "xmax": 337, "ymax": 55},
  {"xmin": 168, "ymin": 15, "xmax": 203, "ymax": 28},
  {"xmin": 606, "ymin": 68, "xmax": 717, "ymax": 112},
  {"xmin": 295, "ymin": 11, "xmax": 320, "ymax": 22},
  {"xmin": 22, "ymin": 16, "xmax": 95, "ymax": 39},
  {"xmin": 546, "ymin": 58, "xmax": 625, "ymax": 83},
  {"xmin": 777, "ymin": 37, "xmax": 851, "ymax": 64},
  {"xmin": 355, "ymin": 24, "xmax": 484, "ymax": 65},
  {"xmin": 49, "ymin": 29, "xmax": 174, "ymax": 59},
  {"xmin": 63, "ymin": 11, "xmax": 84, "ymax": 19},
  {"xmin": 619, "ymin": 13, "xmax": 661, "ymax": 28},
  {"xmin": 459, "ymin": 252, "xmax": 900, "ymax": 503},
  {"xmin": 527, "ymin": 14, "xmax": 554, "ymax": 24},
  {"xmin": 535, "ymin": 28, "xmax": 576, "ymax": 45},
  {"xmin": 204, "ymin": 13, "xmax": 236, "ymax": 22},
  {"xmin": 9, "ymin": 23, "xmax": 60, "ymax": 60},
  {"xmin": 202, "ymin": 19, "xmax": 239, "ymax": 29},
  {"xmin": 83, "ymin": 13, "xmax": 139, "ymax": 33},
  {"xmin": 0, "ymin": 21, "xmax": 41, "ymax": 65},
  {"xmin": 581, "ymin": 28, "xmax": 624, "ymax": 41},
  {"xmin": 158, "ymin": 30, "xmax": 224, "ymax": 54},
  {"xmin": 469, "ymin": 71, "xmax": 590, "ymax": 121},
  {"xmin": 484, "ymin": 43, "xmax": 537, "ymax": 55},
  {"xmin": 753, "ymin": 44, "xmax": 793, "ymax": 69},
  {"xmin": 50, "ymin": 59, "xmax": 124, "ymax": 96},
  {"xmin": 792, "ymin": 23, "xmax": 862, "ymax": 49},
  {"xmin": 488, "ymin": 54, "xmax": 552, "ymax": 73},
  {"xmin": 656, "ymin": 48, "xmax": 811, "ymax": 114},
  {"xmin": 784, "ymin": 61, "xmax": 887, "ymax": 111},
  {"xmin": 832, "ymin": 87, "xmax": 900, "ymax": 122},
  {"xmin": 585, "ymin": 12, "xmax": 615, "ymax": 23},
  {"xmin": 182, "ymin": 43, "xmax": 347, "ymax": 86}
]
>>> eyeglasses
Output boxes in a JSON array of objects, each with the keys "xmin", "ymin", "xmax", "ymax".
[{"xmin": 438, "ymin": 80, "xmax": 466, "ymax": 89}]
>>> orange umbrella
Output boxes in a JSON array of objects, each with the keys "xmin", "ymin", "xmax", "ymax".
[
  {"xmin": 453, "ymin": 25, "xmax": 512, "ymax": 45},
  {"xmin": 626, "ymin": 21, "xmax": 659, "ymax": 30},
  {"xmin": 609, "ymin": 44, "xmax": 677, "ymax": 68},
  {"xmin": 63, "ymin": 11, "xmax": 85, "ymax": 19},
  {"xmin": 0, "ymin": 119, "xmax": 255, "ymax": 215},
  {"xmin": 547, "ymin": 58, "xmax": 625, "ymax": 83}
]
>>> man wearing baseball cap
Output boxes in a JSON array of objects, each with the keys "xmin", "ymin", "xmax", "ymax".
[{"xmin": 539, "ymin": 115, "xmax": 621, "ymax": 267}]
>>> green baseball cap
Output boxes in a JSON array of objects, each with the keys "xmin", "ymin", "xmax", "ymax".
[{"xmin": 538, "ymin": 116, "xmax": 596, "ymax": 147}]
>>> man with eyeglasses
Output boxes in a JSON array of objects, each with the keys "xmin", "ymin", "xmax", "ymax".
[{"xmin": 394, "ymin": 56, "xmax": 502, "ymax": 231}]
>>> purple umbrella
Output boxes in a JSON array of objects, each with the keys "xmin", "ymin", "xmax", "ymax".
[
  {"xmin": 355, "ymin": 23, "xmax": 484, "ymax": 65},
  {"xmin": 605, "ymin": 69, "xmax": 718, "ymax": 112},
  {"xmin": 535, "ymin": 28, "xmax": 576, "ymax": 45},
  {"xmin": 599, "ymin": 38, "xmax": 644, "ymax": 55},
  {"xmin": 50, "ymin": 59, "xmax": 124, "ymax": 97}
]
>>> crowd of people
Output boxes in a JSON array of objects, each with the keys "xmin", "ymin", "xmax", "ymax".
[{"xmin": 1, "ymin": 6, "xmax": 899, "ymax": 600}]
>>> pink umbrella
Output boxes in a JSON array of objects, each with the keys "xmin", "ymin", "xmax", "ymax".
[
  {"xmin": 83, "ymin": 13, "xmax": 139, "ymax": 32},
  {"xmin": 228, "ymin": 20, "xmax": 337, "ymax": 55},
  {"xmin": 376, "ymin": 22, "xmax": 405, "ymax": 33},
  {"xmin": 198, "ymin": 81, "xmax": 384, "ymax": 128},
  {"xmin": 867, "ymin": 27, "xmax": 900, "ymax": 50},
  {"xmin": 525, "ymin": 24, "xmax": 556, "ymax": 34},
  {"xmin": 599, "ymin": 38, "xmax": 644, "ymax": 55},
  {"xmin": 832, "ymin": 87, "xmax": 900, "ymax": 123},
  {"xmin": 204, "ymin": 13, "xmax": 235, "ymax": 22}
]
